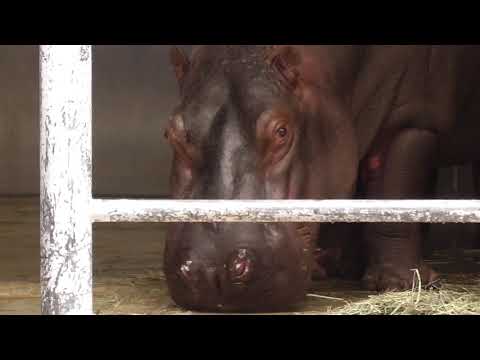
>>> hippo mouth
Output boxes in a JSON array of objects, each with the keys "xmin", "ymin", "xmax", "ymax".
[
  {"xmin": 163, "ymin": 224, "xmax": 315, "ymax": 313},
  {"xmin": 167, "ymin": 268, "xmax": 307, "ymax": 313}
]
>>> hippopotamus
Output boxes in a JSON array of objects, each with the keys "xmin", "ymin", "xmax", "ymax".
[{"xmin": 162, "ymin": 45, "xmax": 480, "ymax": 312}]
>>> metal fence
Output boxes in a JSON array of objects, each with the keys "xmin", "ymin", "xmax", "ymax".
[{"xmin": 39, "ymin": 45, "xmax": 480, "ymax": 315}]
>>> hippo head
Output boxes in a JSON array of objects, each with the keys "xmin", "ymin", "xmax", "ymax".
[{"xmin": 163, "ymin": 45, "xmax": 358, "ymax": 312}]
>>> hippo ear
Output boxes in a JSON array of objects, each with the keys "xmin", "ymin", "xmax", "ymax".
[
  {"xmin": 266, "ymin": 46, "xmax": 301, "ymax": 88},
  {"xmin": 170, "ymin": 46, "xmax": 191, "ymax": 86}
]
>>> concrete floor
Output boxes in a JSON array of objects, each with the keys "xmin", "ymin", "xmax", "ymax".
[{"xmin": 0, "ymin": 197, "xmax": 478, "ymax": 315}]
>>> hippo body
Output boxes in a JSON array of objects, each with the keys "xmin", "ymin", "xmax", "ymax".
[{"xmin": 164, "ymin": 45, "xmax": 480, "ymax": 311}]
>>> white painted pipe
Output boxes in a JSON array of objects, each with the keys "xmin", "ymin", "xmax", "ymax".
[
  {"xmin": 40, "ymin": 45, "xmax": 93, "ymax": 315},
  {"xmin": 91, "ymin": 199, "xmax": 480, "ymax": 224}
]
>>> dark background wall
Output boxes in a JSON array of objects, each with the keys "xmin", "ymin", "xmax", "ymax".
[
  {"xmin": 0, "ymin": 46, "xmax": 39, "ymax": 195},
  {"xmin": 0, "ymin": 45, "xmax": 192, "ymax": 197}
]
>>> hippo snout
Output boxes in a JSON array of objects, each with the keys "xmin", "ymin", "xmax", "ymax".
[
  {"xmin": 172, "ymin": 249, "xmax": 258, "ymax": 312},
  {"xmin": 166, "ymin": 249, "xmax": 308, "ymax": 313},
  {"xmin": 165, "ymin": 223, "xmax": 310, "ymax": 312}
]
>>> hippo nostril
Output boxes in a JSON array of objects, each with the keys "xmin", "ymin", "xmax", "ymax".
[
  {"xmin": 233, "ymin": 260, "xmax": 247, "ymax": 277},
  {"xmin": 180, "ymin": 260, "xmax": 193, "ymax": 282},
  {"xmin": 228, "ymin": 249, "xmax": 255, "ymax": 284}
]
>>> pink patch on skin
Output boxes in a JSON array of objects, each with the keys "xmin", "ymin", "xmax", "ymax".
[{"xmin": 368, "ymin": 155, "xmax": 383, "ymax": 171}]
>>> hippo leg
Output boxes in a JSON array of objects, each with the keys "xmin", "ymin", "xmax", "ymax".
[
  {"xmin": 313, "ymin": 224, "xmax": 366, "ymax": 281},
  {"xmin": 362, "ymin": 128, "xmax": 441, "ymax": 292}
]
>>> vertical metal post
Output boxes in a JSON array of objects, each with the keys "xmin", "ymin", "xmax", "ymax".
[{"xmin": 40, "ymin": 45, "xmax": 93, "ymax": 315}]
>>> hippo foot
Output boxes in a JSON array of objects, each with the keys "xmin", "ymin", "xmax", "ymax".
[
  {"xmin": 312, "ymin": 264, "xmax": 328, "ymax": 281},
  {"xmin": 312, "ymin": 247, "xmax": 364, "ymax": 281},
  {"xmin": 362, "ymin": 262, "xmax": 440, "ymax": 292},
  {"xmin": 312, "ymin": 252, "xmax": 328, "ymax": 281},
  {"xmin": 311, "ymin": 248, "xmax": 341, "ymax": 281}
]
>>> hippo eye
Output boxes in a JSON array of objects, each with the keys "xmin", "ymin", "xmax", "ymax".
[
  {"xmin": 276, "ymin": 127, "xmax": 288, "ymax": 139},
  {"xmin": 164, "ymin": 120, "xmax": 196, "ymax": 165},
  {"xmin": 165, "ymin": 126, "xmax": 190, "ymax": 145},
  {"xmin": 273, "ymin": 125, "xmax": 291, "ymax": 146}
]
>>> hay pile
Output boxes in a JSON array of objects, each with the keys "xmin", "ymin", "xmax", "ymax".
[
  {"xmin": 325, "ymin": 272, "xmax": 480, "ymax": 315},
  {"xmin": 1, "ymin": 268, "xmax": 478, "ymax": 315}
]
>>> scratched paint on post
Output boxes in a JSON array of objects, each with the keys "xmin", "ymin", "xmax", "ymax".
[{"xmin": 40, "ymin": 45, "xmax": 93, "ymax": 315}]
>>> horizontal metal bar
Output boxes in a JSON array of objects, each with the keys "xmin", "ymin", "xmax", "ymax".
[{"xmin": 91, "ymin": 199, "xmax": 480, "ymax": 224}]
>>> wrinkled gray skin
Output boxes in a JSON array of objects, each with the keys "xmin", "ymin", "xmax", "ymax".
[{"xmin": 163, "ymin": 45, "xmax": 480, "ymax": 312}]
